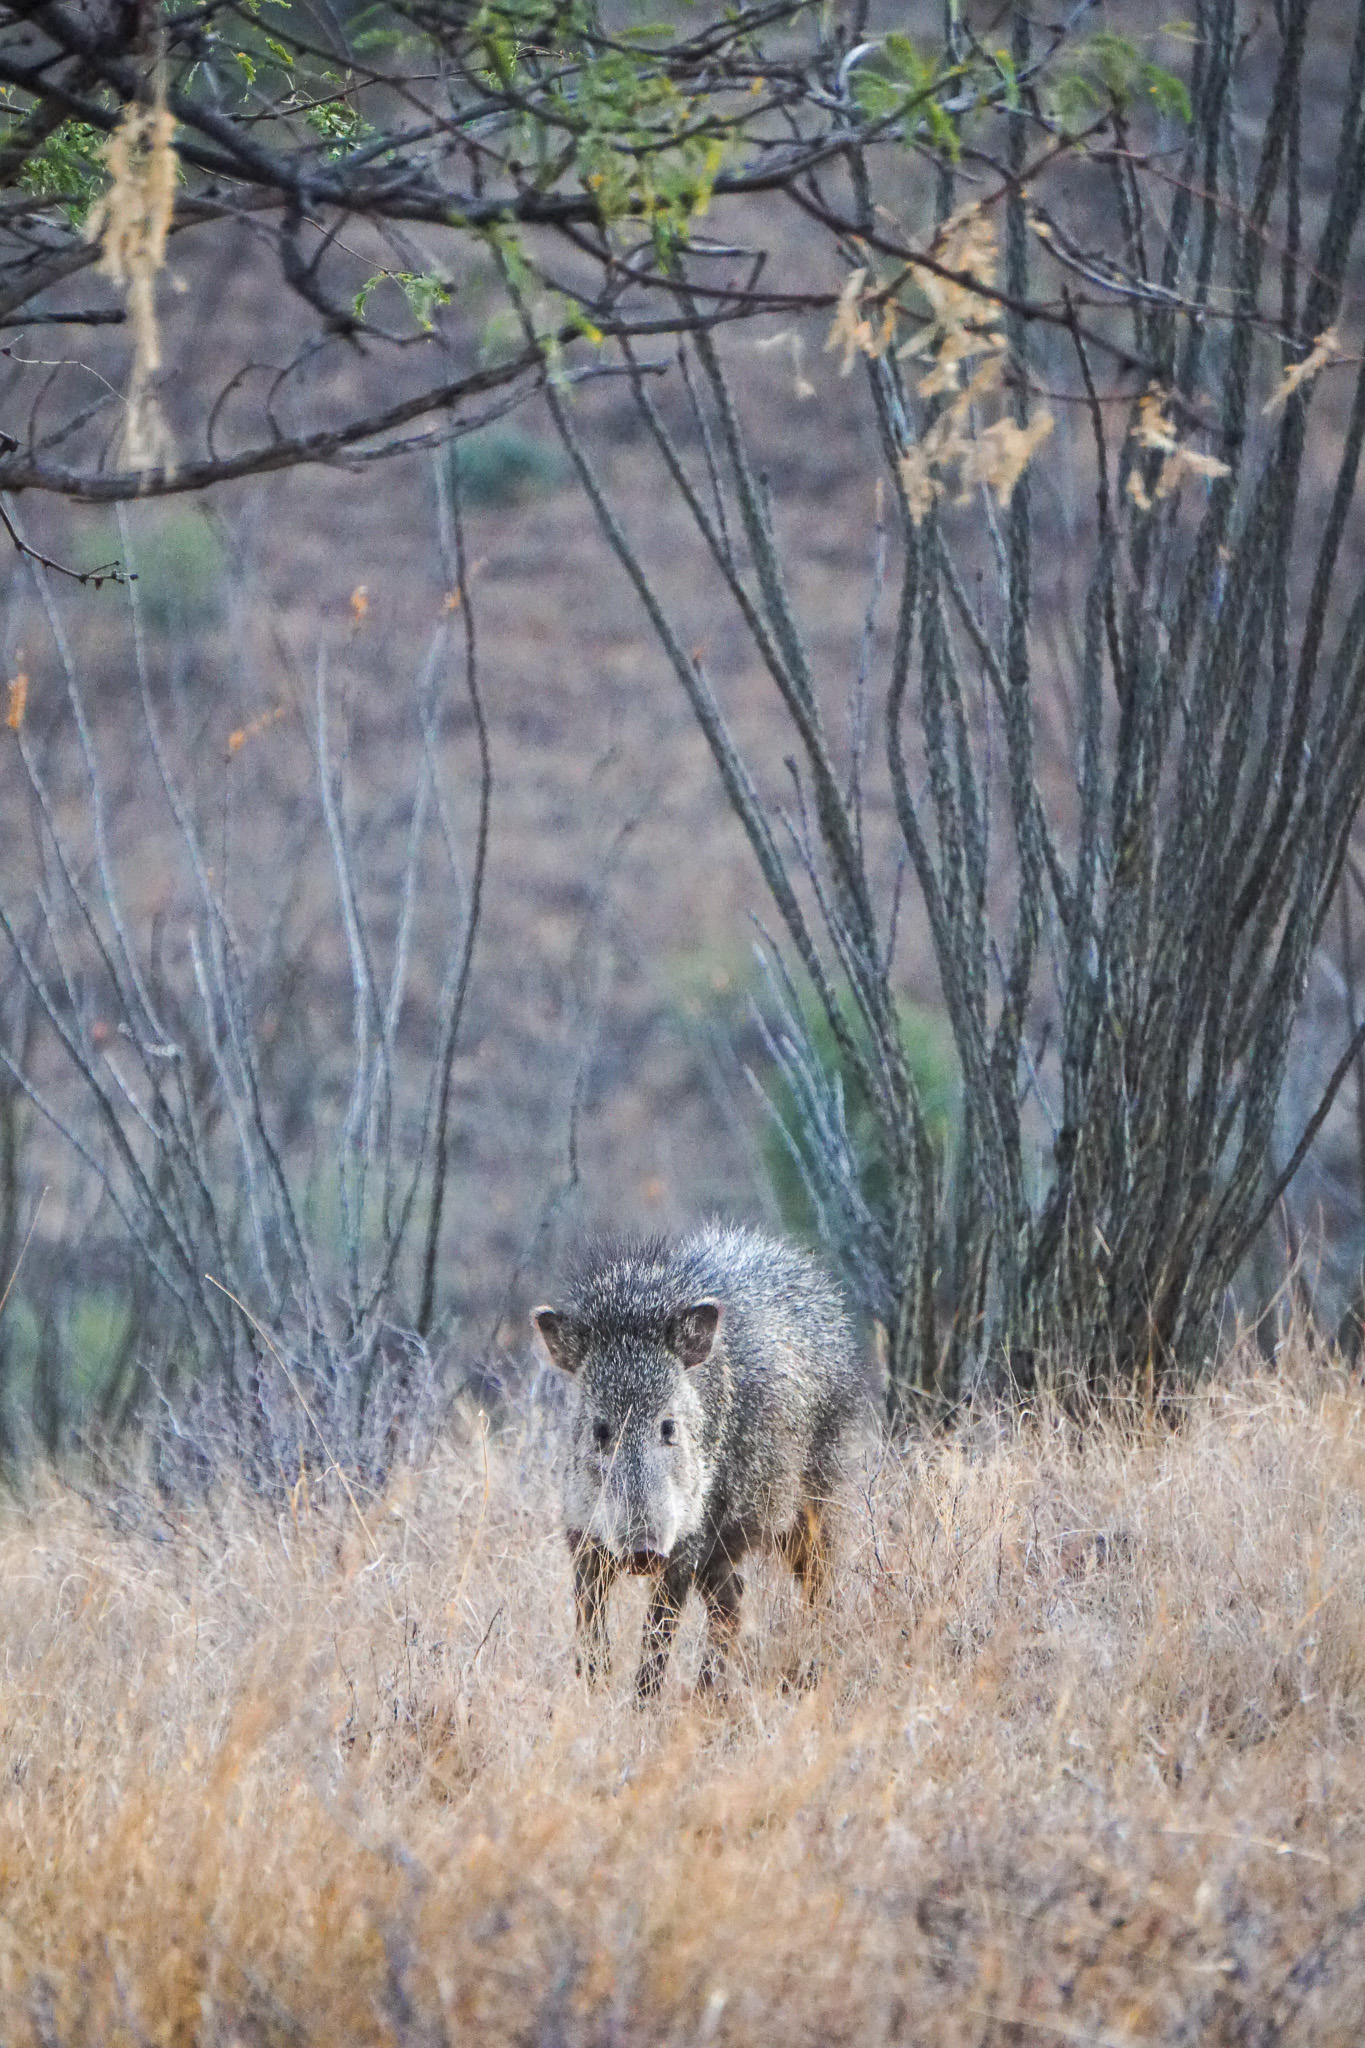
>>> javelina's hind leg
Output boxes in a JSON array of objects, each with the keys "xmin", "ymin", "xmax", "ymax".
[
  {"xmin": 777, "ymin": 1500, "xmax": 829, "ymax": 1693},
  {"xmin": 696, "ymin": 1555, "xmax": 744, "ymax": 1694},
  {"xmin": 778, "ymin": 1499, "xmax": 830, "ymax": 1607},
  {"xmin": 635, "ymin": 1560, "xmax": 691, "ymax": 1703},
  {"xmin": 571, "ymin": 1534, "xmax": 620, "ymax": 1685}
]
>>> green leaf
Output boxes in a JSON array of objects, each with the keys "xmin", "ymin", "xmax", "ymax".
[
  {"xmin": 1049, "ymin": 70, "xmax": 1105, "ymax": 133},
  {"xmin": 923, "ymin": 98, "xmax": 960, "ymax": 159},
  {"xmin": 304, "ymin": 98, "xmax": 370, "ymax": 154},
  {"xmin": 1091, "ymin": 32, "xmax": 1141, "ymax": 100},
  {"xmin": 1143, "ymin": 62, "xmax": 1192, "ymax": 123},
  {"xmin": 353, "ymin": 271, "xmax": 451, "ymax": 329},
  {"xmin": 850, "ymin": 71, "xmax": 907, "ymax": 121},
  {"xmin": 1046, "ymin": 31, "xmax": 1190, "ymax": 130},
  {"xmin": 994, "ymin": 46, "xmax": 1020, "ymax": 112},
  {"xmin": 883, "ymin": 33, "xmax": 931, "ymax": 87},
  {"xmin": 353, "ymin": 272, "xmax": 384, "ymax": 320},
  {"xmin": 15, "ymin": 118, "xmax": 107, "ymax": 223},
  {"xmin": 398, "ymin": 272, "xmax": 451, "ymax": 329}
]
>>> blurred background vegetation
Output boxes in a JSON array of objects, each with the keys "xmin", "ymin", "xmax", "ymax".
[{"xmin": 1, "ymin": 0, "xmax": 1365, "ymax": 1454}]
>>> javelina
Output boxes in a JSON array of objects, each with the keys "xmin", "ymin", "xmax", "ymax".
[{"xmin": 532, "ymin": 1223, "xmax": 863, "ymax": 1699}]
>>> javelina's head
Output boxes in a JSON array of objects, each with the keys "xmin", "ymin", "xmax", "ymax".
[{"xmin": 532, "ymin": 1244, "xmax": 723, "ymax": 1567}]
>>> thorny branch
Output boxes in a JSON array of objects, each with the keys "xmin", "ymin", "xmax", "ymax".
[{"xmin": 539, "ymin": 0, "xmax": 1365, "ymax": 1413}]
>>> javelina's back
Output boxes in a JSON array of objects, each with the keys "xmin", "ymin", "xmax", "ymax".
[
  {"xmin": 668, "ymin": 1221, "xmax": 863, "ymax": 1511},
  {"xmin": 533, "ymin": 1222, "xmax": 866, "ymax": 1698}
]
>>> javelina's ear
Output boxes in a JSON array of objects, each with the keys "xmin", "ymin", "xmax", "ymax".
[
  {"xmin": 531, "ymin": 1307, "xmax": 582, "ymax": 1374},
  {"xmin": 668, "ymin": 1298, "xmax": 723, "ymax": 1368}
]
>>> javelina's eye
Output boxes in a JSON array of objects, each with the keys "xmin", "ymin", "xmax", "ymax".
[
  {"xmin": 659, "ymin": 1418, "xmax": 677, "ymax": 1446},
  {"xmin": 592, "ymin": 1420, "xmax": 611, "ymax": 1449}
]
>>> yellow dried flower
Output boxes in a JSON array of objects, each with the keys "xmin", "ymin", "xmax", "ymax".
[
  {"xmin": 829, "ymin": 208, "xmax": 1005, "ymax": 386},
  {"xmin": 1263, "ymin": 328, "xmax": 1342, "ymax": 416},
  {"xmin": 898, "ymin": 445, "xmax": 941, "ymax": 526},
  {"xmin": 85, "ymin": 74, "xmax": 178, "ymax": 472},
  {"xmin": 1154, "ymin": 446, "xmax": 1230, "ymax": 497},
  {"xmin": 916, "ymin": 355, "xmax": 966, "ymax": 401},
  {"xmin": 825, "ymin": 268, "xmax": 872, "ymax": 377},
  {"xmin": 1131, "ymin": 390, "xmax": 1181, "ymax": 455},
  {"xmin": 1129, "ymin": 388, "xmax": 1230, "ymax": 504},
  {"xmin": 902, "ymin": 204, "xmax": 1001, "ymax": 367},
  {"xmin": 833, "ymin": 209, "xmax": 1052, "ymax": 525},
  {"xmin": 227, "ymin": 707, "xmax": 285, "ymax": 757},
  {"xmin": 957, "ymin": 411, "xmax": 1055, "ymax": 506}
]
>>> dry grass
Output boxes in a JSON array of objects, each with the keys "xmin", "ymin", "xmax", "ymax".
[{"xmin": 2, "ymin": 1338, "xmax": 1364, "ymax": 2045}]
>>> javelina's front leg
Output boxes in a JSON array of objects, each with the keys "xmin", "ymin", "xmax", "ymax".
[
  {"xmin": 696, "ymin": 1553, "xmax": 744, "ymax": 1694},
  {"xmin": 635, "ymin": 1559, "xmax": 691, "ymax": 1702},
  {"xmin": 570, "ymin": 1533, "xmax": 620, "ymax": 1685}
]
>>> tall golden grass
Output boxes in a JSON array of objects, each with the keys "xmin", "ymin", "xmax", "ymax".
[{"xmin": 2, "ymin": 1336, "xmax": 1363, "ymax": 2044}]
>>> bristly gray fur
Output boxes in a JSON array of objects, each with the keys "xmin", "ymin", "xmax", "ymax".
[{"xmin": 533, "ymin": 1222, "xmax": 866, "ymax": 1700}]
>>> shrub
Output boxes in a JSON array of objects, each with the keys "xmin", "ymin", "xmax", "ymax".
[
  {"xmin": 450, "ymin": 424, "xmax": 568, "ymax": 509},
  {"xmin": 761, "ymin": 992, "xmax": 958, "ymax": 1246},
  {"xmin": 0, "ymin": 466, "xmax": 490, "ymax": 1473},
  {"xmin": 543, "ymin": 2, "xmax": 1365, "ymax": 1416},
  {"xmin": 76, "ymin": 506, "xmax": 225, "ymax": 635}
]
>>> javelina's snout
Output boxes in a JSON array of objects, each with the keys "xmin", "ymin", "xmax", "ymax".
[
  {"xmin": 534, "ymin": 1224, "xmax": 864, "ymax": 1700},
  {"xmin": 581, "ymin": 1415, "xmax": 697, "ymax": 1565},
  {"xmin": 592, "ymin": 1487, "xmax": 689, "ymax": 1569}
]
